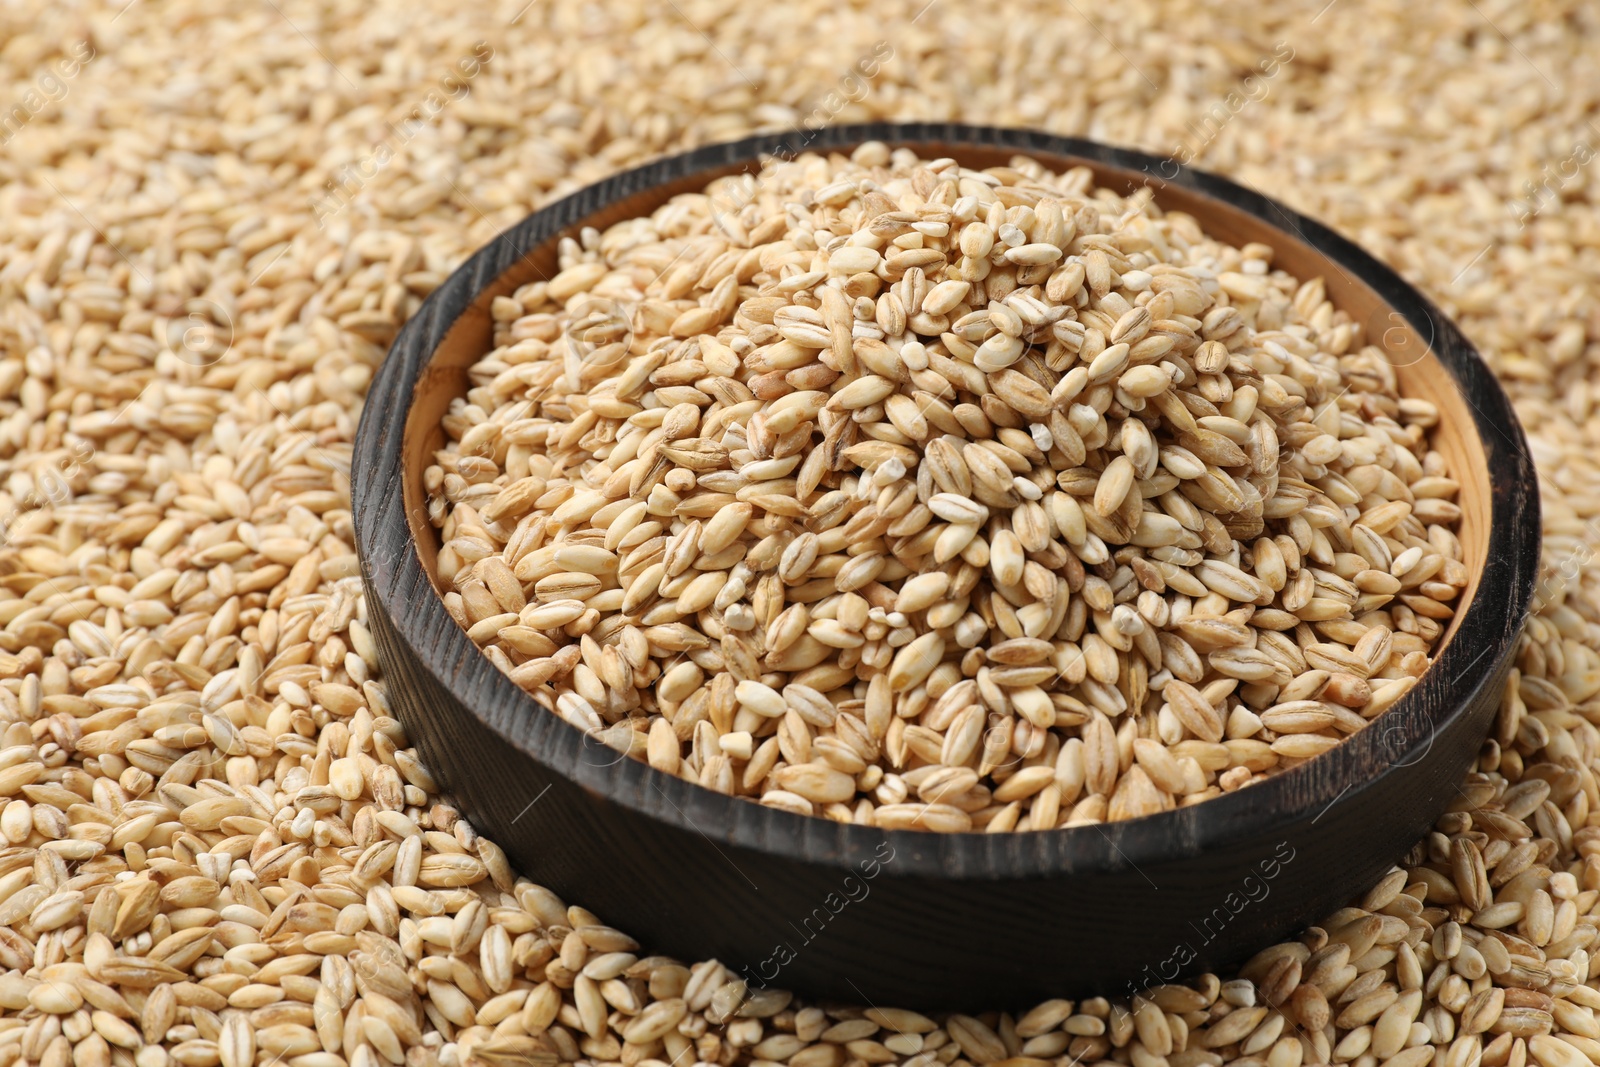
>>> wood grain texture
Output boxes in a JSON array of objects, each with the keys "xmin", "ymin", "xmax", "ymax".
[{"xmin": 352, "ymin": 123, "xmax": 1540, "ymax": 1008}]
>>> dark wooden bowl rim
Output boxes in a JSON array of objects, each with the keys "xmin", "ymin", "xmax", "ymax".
[{"xmin": 354, "ymin": 122, "xmax": 1539, "ymax": 884}]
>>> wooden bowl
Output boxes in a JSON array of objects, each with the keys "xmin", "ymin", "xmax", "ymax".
[{"xmin": 352, "ymin": 123, "xmax": 1539, "ymax": 1008}]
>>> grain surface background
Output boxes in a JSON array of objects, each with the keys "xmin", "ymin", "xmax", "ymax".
[{"xmin": 1, "ymin": 2, "xmax": 1598, "ymax": 1067}]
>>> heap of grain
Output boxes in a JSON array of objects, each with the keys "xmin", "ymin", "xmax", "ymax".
[
  {"xmin": 425, "ymin": 144, "xmax": 1463, "ymax": 831},
  {"xmin": 2, "ymin": 4, "xmax": 1597, "ymax": 1067}
]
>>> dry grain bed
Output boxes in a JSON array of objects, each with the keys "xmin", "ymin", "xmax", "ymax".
[{"xmin": 0, "ymin": 2, "xmax": 1597, "ymax": 1067}]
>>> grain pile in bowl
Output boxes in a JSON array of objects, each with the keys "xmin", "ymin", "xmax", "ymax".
[{"xmin": 425, "ymin": 144, "xmax": 1465, "ymax": 831}]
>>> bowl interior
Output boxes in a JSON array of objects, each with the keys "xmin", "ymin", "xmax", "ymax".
[{"xmin": 398, "ymin": 141, "xmax": 1489, "ymax": 690}]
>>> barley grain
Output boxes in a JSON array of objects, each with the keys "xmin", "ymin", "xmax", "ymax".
[
  {"xmin": 0, "ymin": 4, "xmax": 1593, "ymax": 1067},
  {"xmin": 428, "ymin": 147, "xmax": 1463, "ymax": 830}
]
